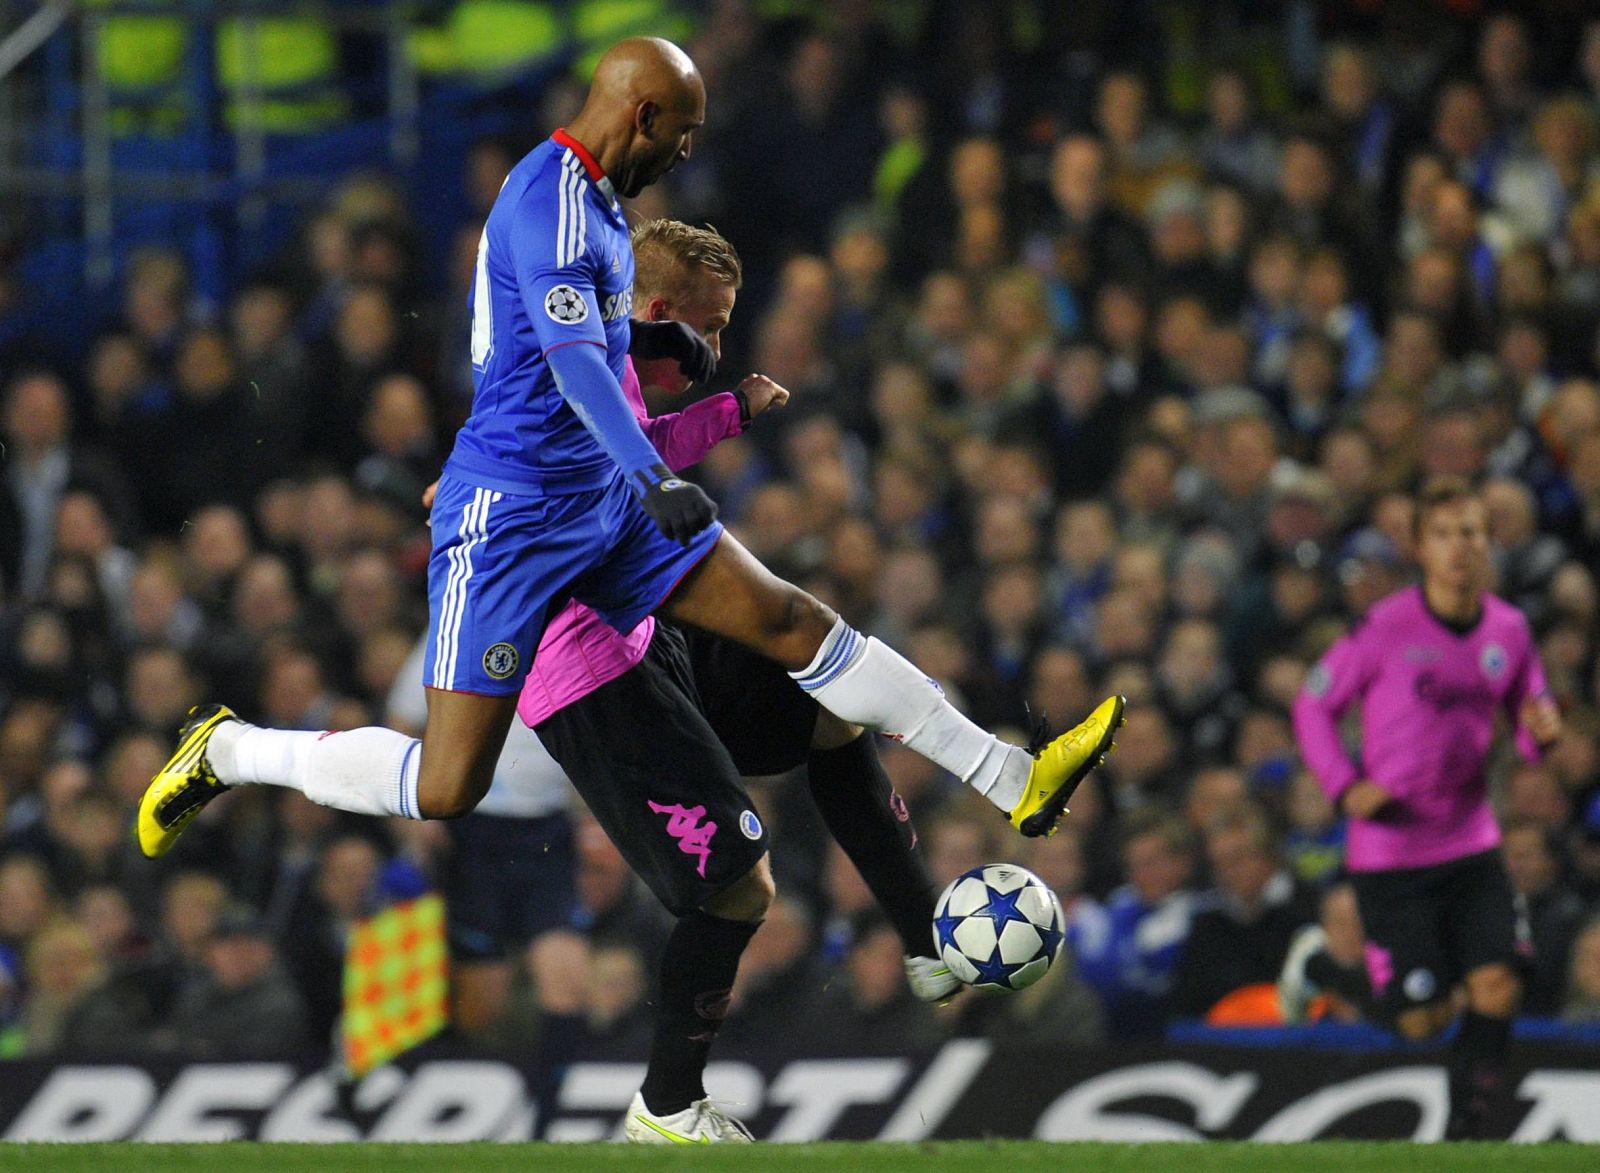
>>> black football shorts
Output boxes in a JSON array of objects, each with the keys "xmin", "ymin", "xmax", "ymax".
[
  {"xmin": 676, "ymin": 623, "xmax": 821, "ymax": 777},
  {"xmin": 534, "ymin": 623, "xmax": 769, "ymax": 916},
  {"xmin": 1351, "ymin": 848, "xmax": 1521, "ymax": 1021}
]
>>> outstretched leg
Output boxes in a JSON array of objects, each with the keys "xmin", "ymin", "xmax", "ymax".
[{"xmin": 659, "ymin": 533, "xmax": 1122, "ymax": 834}]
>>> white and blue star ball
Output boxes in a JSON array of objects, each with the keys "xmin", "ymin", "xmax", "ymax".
[{"xmin": 932, "ymin": 863, "xmax": 1065, "ymax": 992}]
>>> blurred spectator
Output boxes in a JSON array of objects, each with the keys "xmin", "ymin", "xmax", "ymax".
[
  {"xmin": 1172, "ymin": 803, "xmax": 1317, "ymax": 1019},
  {"xmin": 1073, "ymin": 811, "xmax": 1198, "ymax": 1039},
  {"xmin": 151, "ymin": 905, "xmax": 308, "ymax": 1057},
  {"xmin": 1502, "ymin": 820, "xmax": 1589, "ymax": 1016},
  {"xmin": 808, "ymin": 913, "xmax": 943, "ymax": 1055},
  {"xmin": 1278, "ymin": 881, "xmax": 1373, "ymax": 1024},
  {"xmin": 1, "ymin": 371, "xmax": 133, "ymax": 599},
  {"xmin": 1562, "ymin": 918, "xmax": 1600, "ymax": 1024}
]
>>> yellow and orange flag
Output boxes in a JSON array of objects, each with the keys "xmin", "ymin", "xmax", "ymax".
[{"xmin": 341, "ymin": 893, "xmax": 449, "ymax": 1076}]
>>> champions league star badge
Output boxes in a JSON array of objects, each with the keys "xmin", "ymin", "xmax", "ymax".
[{"xmin": 544, "ymin": 284, "xmax": 588, "ymax": 324}]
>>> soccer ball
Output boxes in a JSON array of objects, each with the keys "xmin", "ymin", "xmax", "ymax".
[{"xmin": 932, "ymin": 863, "xmax": 1065, "ymax": 992}]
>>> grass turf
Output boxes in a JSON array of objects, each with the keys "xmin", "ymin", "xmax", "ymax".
[{"xmin": 0, "ymin": 1143, "xmax": 1593, "ymax": 1171}]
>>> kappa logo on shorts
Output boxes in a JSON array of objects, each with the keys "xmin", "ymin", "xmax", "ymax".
[
  {"xmin": 738, "ymin": 809, "xmax": 763, "ymax": 840},
  {"xmin": 648, "ymin": 800, "xmax": 717, "ymax": 877},
  {"xmin": 482, "ymin": 642, "xmax": 520, "ymax": 680},
  {"xmin": 544, "ymin": 284, "xmax": 588, "ymax": 324}
]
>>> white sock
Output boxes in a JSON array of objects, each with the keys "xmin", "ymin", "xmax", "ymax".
[
  {"xmin": 209, "ymin": 721, "xmax": 422, "ymax": 819},
  {"xmin": 789, "ymin": 620, "xmax": 1031, "ymax": 811}
]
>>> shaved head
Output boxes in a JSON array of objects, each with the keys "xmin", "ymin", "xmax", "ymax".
[{"xmin": 569, "ymin": 37, "xmax": 705, "ymax": 198}]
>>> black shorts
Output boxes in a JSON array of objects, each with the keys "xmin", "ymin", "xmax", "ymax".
[
  {"xmin": 678, "ymin": 624, "xmax": 820, "ymax": 776},
  {"xmin": 443, "ymin": 810, "xmax": 575, "ymax": 961},
  {"xmin": 1351, "ymin": 848, "xmax": 1519, "ymax": 1020},
  {"xmin": 534, "ymin": 624, "xmax": 769, "ymax": 916}
]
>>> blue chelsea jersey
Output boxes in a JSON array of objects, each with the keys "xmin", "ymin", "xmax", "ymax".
[{"xmin": 445, "ymin": 130, "xmax": 637, "ymax": 494}]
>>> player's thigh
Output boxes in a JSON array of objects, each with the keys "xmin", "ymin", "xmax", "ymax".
[
  {"xmin": 679, "ymin": 624, "xmax": 821, "ymax": 775},
  {"xmin": 1351, "ymin": 865, "xmax": 1453, "ymax": 1025},
  {"xmin": 1441, "ymin": 851, "xmax": 1523, "ymax": 1000},
  {"xmin": 423, "ymin": 475, "xmax": 594, "ymax": 696},
  {"xmin": 533, "ymin": 633, "xmax": 768, "ymax": 917},
  {"xmin": 572, "ymin": 478, "xmax": 730, "ymax": 642},
  {"xmin": 653, "ymin": 529, "xmax": 837, "ymax": 670}
]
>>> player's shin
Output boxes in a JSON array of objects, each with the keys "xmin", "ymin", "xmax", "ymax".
[
  {"xmin": 789, "ymin": 619, "xmax": 1031, "ymax": 809},
  {"xmin": 210, "ymin": 722, "xmax": 423, "ymax": 819},
  {"xmin": 808, "ymin": 732, "xmax": 939, "ymax": 958},
  {"xmin": 639, "ymin": 909, "xmax": 760, "ymax": 1117},
  {"xmin": 1448, "ymin": 1009, "xmax": 1513, "ymax": 1137}
]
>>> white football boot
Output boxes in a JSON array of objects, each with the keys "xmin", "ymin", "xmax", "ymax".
[
  {"xmin": 906, "ymin": 955, "xmax": 962, "ymax": 1003},
  {"xmin": 623, "ymin": 1092, "xmax": 753, "ymax": 1144}
]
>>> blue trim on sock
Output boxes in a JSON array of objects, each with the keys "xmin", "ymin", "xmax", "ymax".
[
  {"xmin": 796, "ymin": 626, "xmax": 861, "ymax": 692},
  {"xmin": 399, "ymin": 740, "xmax": 419, "ymax": 819}
]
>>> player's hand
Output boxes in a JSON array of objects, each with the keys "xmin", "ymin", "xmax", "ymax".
[
  {"xmin": 1520, "ymin": 695, "xmax": 1562, "ymax": 748},
  {"xmin": 629, "ymin": 320, "xmax": 717, "ymax": 386},
  {"xmin": 1341, "ymin": 780, "xmax": 1396, "ymax": 821},
  {"xmin": 635, "ymin": 462, "xmax": 718, "ymax": 545},
  {"xmin": 735, "ymin": 374, "xmax": 790, "ymax": 423}
]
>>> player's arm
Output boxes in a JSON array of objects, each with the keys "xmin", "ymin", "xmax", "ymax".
[
  {"xmin": 1291, "ymin": 623, "xmax": 1392, "ymax": 818},
  {"xmin": 1506, "ymin": 618, "xmax": 1561, "ymax": 756},
  {"xmin": 511, "ymin": 192, "xmax": 716, "ymax": 543},
  {"xmin": 644, "ymin": 375, "xmax": 789, "ymax": 471}
]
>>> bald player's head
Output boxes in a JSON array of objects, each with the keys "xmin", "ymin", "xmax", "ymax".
[{"xmin": 569, "ymin": 38, "xmax": 705, "ymax": 198}]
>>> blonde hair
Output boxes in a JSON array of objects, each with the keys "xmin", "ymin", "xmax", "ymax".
[{"xmin": 630, "ymin": 219, "xmax": 742, "ymax": 307}]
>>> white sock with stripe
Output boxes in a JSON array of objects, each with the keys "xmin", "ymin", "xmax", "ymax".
[
  {"xmin": 788, "ymin": 619, "xmax": 1031, "ymax": 810},
  {"xmin": 208, "ymin": 722, "xmax": 422, "ymax": 819}
]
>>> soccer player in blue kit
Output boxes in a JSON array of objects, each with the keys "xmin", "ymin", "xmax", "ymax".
[{"xmin": 140, "ymin": 37, "xmax": 1124, "ymax": 1139}]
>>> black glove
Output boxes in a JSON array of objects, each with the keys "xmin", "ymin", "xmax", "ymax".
[
  {"xmin": 634, "ymin": 463, "xmax": 718, "ymax": 545},
  {"xmin": 629, "ymin": 320, "xmax": 717, "ymax": 386}
]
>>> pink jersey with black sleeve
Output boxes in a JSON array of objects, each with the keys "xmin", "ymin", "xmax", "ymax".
[
  {"xmin": 515, "ymin": 357, "xmax": 743, "ymax": 728},
  {"xmin": 1292, "ymin": 586, "xmax": 1548, "ymax": 873}
]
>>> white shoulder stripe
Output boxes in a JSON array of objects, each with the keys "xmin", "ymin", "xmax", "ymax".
[
  {"xmin": 565, "ymin": 155, "xmax": 584, "ymax": 265},
  {"xmin": 554, "ymin": 152, "xmax": 571, "ymax": 267}
]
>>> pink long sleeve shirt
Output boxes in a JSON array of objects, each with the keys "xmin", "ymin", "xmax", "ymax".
[
  {"xmin": 1291, "ymin": 586, "xmax": 1548, "ymax": 873},
  {"xmin": 516, "ymin": 358, "xmax": 742, "ymax": 728}
]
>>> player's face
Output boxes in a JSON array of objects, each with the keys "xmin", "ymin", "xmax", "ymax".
[
  {"xmin": 634, "ymin": 280, "xmax": 736, "ymax": 394},
  {"xmin": 1415, "ymin": 497, "xmax": 1490, "ymax": 595},
  {"xmin": 625, "ymin": 89, "xmax": 705, "ymax": 197}
]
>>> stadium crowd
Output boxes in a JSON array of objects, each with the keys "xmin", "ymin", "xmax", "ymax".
[{"xmin": 2, "ymin": 0, "xmax": 1600, "ymax": 1063}]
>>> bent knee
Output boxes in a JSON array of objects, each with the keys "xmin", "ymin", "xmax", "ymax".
[
  {"xmin": 703, "ymin": 857, "xmax": 776, "ymax": 923},
  {"xmin": 415, "ymin": 768, "xmax": 491, "ymax": 820}
]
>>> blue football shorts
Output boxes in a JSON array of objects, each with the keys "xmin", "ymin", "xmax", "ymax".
[{"xmin": 422, "ymin": 471, "xmax": 723, "ymax": 695}]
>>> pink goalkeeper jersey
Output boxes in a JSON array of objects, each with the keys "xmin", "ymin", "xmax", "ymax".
[
  {"xmin": 516, "ymin": 357, "xmax": 742, "ymax": 728},
  {"xmin": 1292, "ymin": 585, "xmax": 1548, "ymax": 873}
]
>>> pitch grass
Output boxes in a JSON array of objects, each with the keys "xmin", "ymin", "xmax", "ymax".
[{"xmin": 0, "ymin": 1143, "xmax": 1594, "ymax": 1171}]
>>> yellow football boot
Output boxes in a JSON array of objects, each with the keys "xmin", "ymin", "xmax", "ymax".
[
  {"xmin": 1009, "ymin": 695, "xmax": 1126, "ymax": 837},
  {"xmin": 136, "ymin": 704, "xmax": 236, "ymax": 859}
]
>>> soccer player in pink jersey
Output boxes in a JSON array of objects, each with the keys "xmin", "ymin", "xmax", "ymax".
[{"xmin": 1294, "ymin": 476, "xmax": 1563, "ymax": 1138}]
